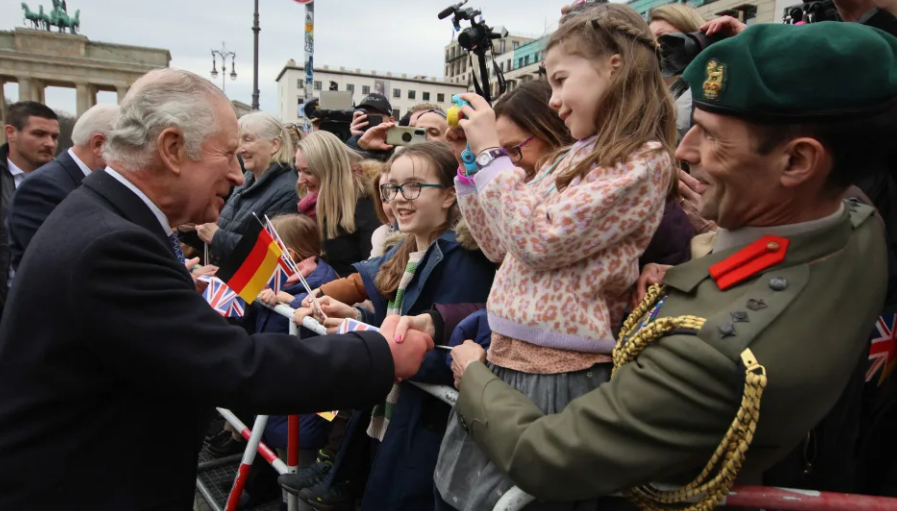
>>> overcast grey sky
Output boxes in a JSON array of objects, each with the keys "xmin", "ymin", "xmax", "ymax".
[{"xmin": 2, "ymin": 0, "xmax": 567, "ymax": 116}]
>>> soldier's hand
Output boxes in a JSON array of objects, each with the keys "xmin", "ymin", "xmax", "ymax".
[
  {"xmin": 678, "ymin": 169, "xmax": 718, "ymax": 234},
  {"xmin": 450, "ymin": 340, "xmax": 487, "ymax": 389},
  {"xmin": 632, "ymin": 263, "xmax": 673, "ymax": 309}
]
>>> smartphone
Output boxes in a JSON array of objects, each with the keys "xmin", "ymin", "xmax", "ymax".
[
  {"xmin": 386, "ymin": 127, "xmax": 427, "ymax": 146},
  {"xmin": 366, "ymin": 113, "xmax": 383, "ymax": 130}
]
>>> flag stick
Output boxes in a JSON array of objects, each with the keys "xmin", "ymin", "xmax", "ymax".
[
  {"xmin": 204, "ymin": 242, "xmax": 209, "ymax": 266},
  {"xmin": 255, "ymin": 213, "xmax": 327, "ymax": 320}
]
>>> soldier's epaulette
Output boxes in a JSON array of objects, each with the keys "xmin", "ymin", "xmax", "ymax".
[
  {"xmin": 696, "ymin": 263, "xmax": 809, "ymax": 364},
  {"xmin": 846, "ymin": 200, "xmax": 875, "ymax": 228}
]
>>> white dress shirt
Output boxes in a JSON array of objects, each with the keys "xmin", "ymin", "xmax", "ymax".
[
  {"xmin": 104, "ymin": 166, "xmax": 173, "ymax": 235},
  {"xmin": 6, "ymin": 158, "xmax": 26, "ymax": 189},
  {"xmin": 67, "ymin": 148, "xmax": 92, "ymax": 177}
]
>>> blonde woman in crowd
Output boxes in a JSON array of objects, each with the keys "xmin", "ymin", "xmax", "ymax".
[{"xmin": 296, "ymin": 131, "xmax": 381, "ymax": 277}]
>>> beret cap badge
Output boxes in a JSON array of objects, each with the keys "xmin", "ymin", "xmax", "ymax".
[{"xmin": 703, "ymin": 60, "xmax": 725, "ymax": 101}]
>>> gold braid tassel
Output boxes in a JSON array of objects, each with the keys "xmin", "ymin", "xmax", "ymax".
[{"xmin": 614, "ymin": 285, "xmax": 769, "ymax": 511}]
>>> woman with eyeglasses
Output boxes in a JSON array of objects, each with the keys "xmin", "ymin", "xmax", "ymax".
[
  {"xmin": 494, "ymin": 80, "xmax": 576, "ymax": 180},
  {"xmin": 292, "ymin": 142, "xmax": 495, "ymax": 511},
  {"xmin": 295, "ymin": 131, "xmax": 382, "ymax": 278}
]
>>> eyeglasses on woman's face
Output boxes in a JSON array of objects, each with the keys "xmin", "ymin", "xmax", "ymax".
[
  {"xmin": 379, "ymin": 182, "xmax": 445, "ymax": 202},
  {"xmin": 507, "ymin": 136, "xmax": 535, "ymax": 163}
]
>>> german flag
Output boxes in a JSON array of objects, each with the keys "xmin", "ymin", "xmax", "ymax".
[{"xmin": 216, "ymin": 219, "xmax": 283, "ymax": 303}]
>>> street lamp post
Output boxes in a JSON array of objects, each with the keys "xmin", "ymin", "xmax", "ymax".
[
  {"xmin": 210, "ymin": 41, "xmax": 237, "ymax": 93},
  {"xmin": 252, "ymin": 0, "xmax": 261, "ymax": 110}
]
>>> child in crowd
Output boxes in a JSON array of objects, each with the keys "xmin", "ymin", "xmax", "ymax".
[
  {"xmin": 435, "ymin": 4, "xmax": 677, "ymax": 510},
  {"xmin": 250, "ymin": 214, "xmax": 339, "ymax": 456},
  {"xmin": 369, "ymin": 165, "xmax": 397, "ymax": 258},
  {"xmin": 293, "ymin": 142, "xmax": 495, "ymax": 511}
]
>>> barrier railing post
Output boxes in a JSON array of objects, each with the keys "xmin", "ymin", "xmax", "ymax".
[
  {"xmin": 225, "ymin": 414, "xmax": 269, "ymax": 511},
  {"xmin": 286, "ymin": 320, "xmax": 301, "ymax": 511}
]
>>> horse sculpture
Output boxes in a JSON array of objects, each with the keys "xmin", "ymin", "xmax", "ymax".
[
  {"xmin": 21, "ymin": 3, "xmax": 41, "ymax": 29},
  {"xmin": 21, "ymin": 1, "xmax": 79, "ymax": 35}
]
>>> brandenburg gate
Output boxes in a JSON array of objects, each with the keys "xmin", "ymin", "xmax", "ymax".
[{"xmin": 0, "ymin": 25, "xmax": 170, "ymax": 136}]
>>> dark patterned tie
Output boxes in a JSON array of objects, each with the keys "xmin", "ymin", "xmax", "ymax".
[{"xmin": 168, "ymin": 234, "xmax": 186, "ymax": 264}]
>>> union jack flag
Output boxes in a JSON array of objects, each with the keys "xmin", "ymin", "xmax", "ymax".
[
  {"xmin": 200, "ymin": 276, "xmax": 246, "ymax": 318},
  {"xmin": 337, "ymin": 318, "xmax": 379, "ymax": 334},
  {"xmin": 267, "ymin": 257, "xmax": 295, "ymax": 294},
  {"xmin": 867, "ymin": 313, "xmax": 897, "ymax": 386}
]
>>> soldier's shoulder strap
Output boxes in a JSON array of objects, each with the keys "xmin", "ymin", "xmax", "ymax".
[
  {"xmin": 846, "ymin": 200, "xmax": 876, "ymax": 229},
  {"xmin": 694, "ymin": 263, "xmax": 810, "ymax": 365}
]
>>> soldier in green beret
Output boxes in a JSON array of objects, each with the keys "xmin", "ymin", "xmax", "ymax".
[{"xmin": 442, "ymin": 21, "xmax": 897, "ymax": 510}]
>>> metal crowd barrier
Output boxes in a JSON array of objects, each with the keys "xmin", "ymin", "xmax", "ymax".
[{"xmin": 199, "ymin": 303, "xmax": 897, "ymax": 511}]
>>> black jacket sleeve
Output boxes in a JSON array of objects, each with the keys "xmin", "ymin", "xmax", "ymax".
[
  {"xmin": 72, "ymin": 229, "xmax": 395, "ymax": 415},
  {"xmin": 355, "ymin": 198, "xmax": 381, "ymax": 261},
  {"xmin": 8, "ymin": 174, "xmax": 68, "ymax": 272}
]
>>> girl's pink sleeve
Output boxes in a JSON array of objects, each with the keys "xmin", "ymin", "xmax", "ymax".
[
  {"xmin": 456, "ymin": 177, "xmax": 508, "ymax": 263},
  {"xmin": 472, "ymin": 145, "xmax": 671, "ymax": 271}
]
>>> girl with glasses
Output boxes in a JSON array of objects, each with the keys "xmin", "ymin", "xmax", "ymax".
[{"xmin": 293, "ymin": 142, "xmax": 495, "ymax": 511}]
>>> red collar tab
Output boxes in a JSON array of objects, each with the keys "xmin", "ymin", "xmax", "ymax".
[{"xmin": 709, "ymin": 235, "xmax": 790, "ymax": 291}]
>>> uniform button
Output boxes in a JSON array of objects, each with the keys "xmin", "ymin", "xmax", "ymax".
[
  {"xmin": 459, "ymin": 415, "xmax": 468, "ymax": 430},
  {"xmin": 766, "ymin": 241, "xmax": 780, "ymax": 252},
  {"xmin": 769, "ymin": 277, "xmax": 788, "ymax": 291},
  {"xmin": 718, "ymin": 323, "xmax": 737, "ymax": 338}
]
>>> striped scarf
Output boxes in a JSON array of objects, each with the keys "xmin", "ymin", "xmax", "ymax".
[{"xmin": 368, "ymin": 250, "xmax": 426, "ymax": 441}]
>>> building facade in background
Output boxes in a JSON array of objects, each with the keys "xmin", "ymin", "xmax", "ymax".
[
  {"xmin": 276, "ymin": 60, "xmax": 466, "ymax": 124},
  {"xmin": 627, "ymin": 0, "xmax": 781, "ymax": 25}
]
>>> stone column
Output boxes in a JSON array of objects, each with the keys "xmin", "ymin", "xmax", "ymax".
[
  {"xmin": 116, "ymin": 85, "xmax": 130, "ymax": 104},
  {"xmin": 75, "ymin": 83, "xmax": 97, "ymax": 116},
  {"xmin": 29, "ymin": 79, "xmax": 46, "ymax": 104},
  {"xmin": 17, "ymin": 76, "xmax": 34, "ymax": 102}
]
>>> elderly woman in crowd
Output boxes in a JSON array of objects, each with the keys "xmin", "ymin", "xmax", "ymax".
[{"xmin": 196, "ymin": 112, "xmax": 298, "ymax": 260}]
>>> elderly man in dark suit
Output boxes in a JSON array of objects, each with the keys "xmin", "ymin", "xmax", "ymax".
[
  {"xmin": 0, "ymin": 68, "xmax": 433, "ymax": 511},
  {"xmin": 8, "ymin": 103, "xmax": 119, "ymax": 274}
]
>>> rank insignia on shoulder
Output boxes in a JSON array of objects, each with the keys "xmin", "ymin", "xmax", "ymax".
[{"xmin": 710, "ymin": 235, "xmax": 789, "ymax": 290}]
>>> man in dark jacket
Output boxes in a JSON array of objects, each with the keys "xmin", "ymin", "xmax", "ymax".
[
  {"xmin": 0, "ymin": 68, "xmax": 433, "ymax": 511},
  {"xmin": 0, "ymin": 101, "xmax": 58, "ymax": 317},
  {"xmin": 8, "ymin": 104, "xmax": 118, "ymax": 274}
]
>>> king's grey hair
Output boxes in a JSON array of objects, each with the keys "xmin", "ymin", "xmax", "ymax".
[
  {"xmin": 103, "ymin": 68, "xmax": 227, "ymax": 170},
  {"xmin": 71, "ymin": 104, "xmax": 119, "ymax": 147}
]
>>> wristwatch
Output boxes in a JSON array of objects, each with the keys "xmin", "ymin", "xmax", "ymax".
[{"xmin": 475, "ymin": 147, "xmax": 509, "ymax": 170}]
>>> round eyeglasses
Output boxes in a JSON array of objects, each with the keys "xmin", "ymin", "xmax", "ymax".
[{"xmin": 380, "ymin": 182, "xmax": 446, "ymax": 202}]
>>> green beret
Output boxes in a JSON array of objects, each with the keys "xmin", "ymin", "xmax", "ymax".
[{"xmin": 683, "ymin": 22, "xmax": 897, "ymax": 123}]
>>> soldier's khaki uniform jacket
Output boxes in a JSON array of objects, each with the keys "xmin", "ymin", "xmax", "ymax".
[{"xmin": 455, "ymin": 203, "xmax": 886, "ymax": 505}]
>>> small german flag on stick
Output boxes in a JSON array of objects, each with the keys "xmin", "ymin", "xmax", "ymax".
[{"xmin": 216, "ymin": 217, "xmax": 283, "ymax": 303}]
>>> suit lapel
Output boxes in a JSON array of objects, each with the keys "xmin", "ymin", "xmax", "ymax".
[
  {"xmin": 81, "ymin": 170, "xmax": 169, "ymax": 246},
  {"xmin": 56, "ymin": 150, "xmax": 87, "ymax": 188}
]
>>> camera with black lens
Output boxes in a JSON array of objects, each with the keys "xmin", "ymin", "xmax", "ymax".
[
  {"xmin": 783, "ymin": 0, "xmax": 839, "ymax": 23},
  {"xmin": 438, "ymin": 0, "xmax": 507, "ymax": 103},
  {"xmin": 658, "ymin": 31, "xmax": 729, "ymax": 78},
  {"xmin": 302, "ymin": 97, "xmax": 353, "ymax": 142}
]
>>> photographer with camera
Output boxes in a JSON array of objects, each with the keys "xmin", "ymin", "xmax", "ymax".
[{"xmin": 350, "ymin": 104, "xmax": 449, "ymax": 163}]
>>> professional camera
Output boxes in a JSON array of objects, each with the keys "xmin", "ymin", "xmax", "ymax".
[
  {"xmin": 438, "ymin": 0, "xmax": 507, "ymax": 104},
  {"xmin": 783, "ymin": 0, "xmax": 838, "ymax": 23},
  {"xmin": 658, "ymin": 31, "xmax": 729, "ymax": 78},
  {"xmin": 302, "ymin": 97, "xmax": 353, "ymax": 142}
]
